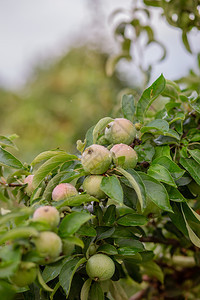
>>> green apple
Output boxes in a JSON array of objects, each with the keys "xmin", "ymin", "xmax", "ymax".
[
  {"xmin": 83, "ymin": 175, "xmax": 106, "ymax": 199},
  {"xmin": 33, "ymin": 206, "xmax": 60, "ymax": 229},
  {"xmin": 52, "ymin": 183, "xmax": 78, "ymax": 201},
  {"xmin": 81, "ymin": 144, "xmax": 112, "ymax": 174},
  {"xmin": 10, "ymin": 262, "xmax": 37, "ymax": 287},
  {"xmin": 110, "ymin": 143, "xmax": 138, "ymax": 169},
  {"xmin": 105, "ymin": 118, "xmax": 136, "ymax": 145},
  {"xmin": 86, "ymin": 254, "xmax": 115, "ymax": 281}
]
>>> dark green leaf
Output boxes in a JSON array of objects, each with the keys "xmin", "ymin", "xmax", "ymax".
[
  {"xmin": 103, "ymin": 205, "xmax": 116, "ymax": 226},
  {"xmin": 101, "ymin": 176, "xmax": 123, "ymax": 205},
  {"xmin": 33, "ymin": 153, "xmax": 77, "ymax": 188},
  {"xmin": 81, "ymin": 278, "xmax": 92, "ymax": 300},
  {"xmin": 154, "ymin": 146, "xmax": 171, "ymax": 161},
  {"xmin": 117, "ymin": 214, "xmax": 148, "ymax": 226},
  {"xmin": 141, "ymin": 261, "xmax": 164, "ymax": 283},
  {"xmin": 152, "ymin": 156, "xmax": 185, "ymax": 180},
  {"xmin": 165, "ymin": 186, "xmax": 186, "ymax": 202},
  {"xmin": 139, "ymin": 173, "xmax": 172, "ymax": 212},
  {"xmin": 188, "ymin": 149, "xmax": 200, "ymax": 164},
  {"xmin": 77, "ymin": 224, "xmax": 97, "ymax": 237},
  {"xmin": 55, "ymin": 194, "xmax": 99, "ymax": 209},
  {"xmin": 148, "ymin": 164, "xmax": 177, "ymax": 187},
  {"xmin": 59, "ymin": 257, "xmax": 86, "ymax": 297},
  {"xmin": 0, "ymin": 147, "xmax": 23, "ymax": 169},
  {"xmin": 89, "ymin": 282, "xmax": 104, "ymax": 300},
  {"xmin": 97, "ymin": 244, "xmax": 118, "ymax": 255},
  {"xmin": 180, "ymin": 157, "xmax": 200, "ymax": 185},
  {"xmin": 117, "ymin": 168, "xmax": 146, "ymax": 211},
  {"xmin": 121, "ymin": 94, "xmax": 135, "ymax": 122},
  {"xmin": 58, "ymin": 212, "xmax": 93, "ymax": 238},
  {"xmin": 136, "ymin": 74, "xmax": 166, "ymax": 122},
  {"xmin": 134, "ymin": 141, "xmax": 155, "ymax": 163},
  {"xmin": 141, "ymin": 119, "xmax": 169, "ymax": 134}
]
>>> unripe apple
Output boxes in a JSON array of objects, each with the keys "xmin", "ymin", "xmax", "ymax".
[
  {"xmin": 33, "ymin": 206, "xmax": 60, "ymax": 229},
  {"xmin": 24, "ymin": 175, "xmax": 35, "ymax": 196},
  {"xmin": 52, "ymin": 183, "xmax": 78, "ymax": 201},
  {"xmin": 86, "ymin": 254, "xmax": 115, "ymax": 281},
  {"xmin": 10, "ymin": 262, "xmax": 37, "ymax": 287},
  {"xmin": 110, "ymin": 143, "xmax": 138, "ymax": 169},
  {"xmin": 105, "ymin": 118, "xmax": 136, "ymax": 145},
  {"xmin": 83, "ymin": 175, "xmax": 106, "ymax": 199},
  {"xmin": 81, "ymin": 144, "xmax": 112, "ymax": 174},
  {"xmin": 33, "ymin": 231, "xmax": 62, "ymax": 264}
]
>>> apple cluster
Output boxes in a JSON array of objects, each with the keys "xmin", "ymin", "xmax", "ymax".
[{"xmin": 81, "ymin": 118, "xmax": 138, "ymax": 199}]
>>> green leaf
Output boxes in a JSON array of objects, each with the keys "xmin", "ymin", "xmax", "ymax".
[
  {"xmin": 109, "ymin": 281, "xmax": 129, "ymax": 300},
  {"xmin": 152, "ymin": 156, "xmax": 185, "ymax": 180},
  {"xmin": 81, "ymin": 278, "xmax": 92, "ymax": 300},
  {"xmin": 165, "ymin": 186, "xmax": 186, "ymax": 202},
  {"xmin": 139, "ymin": 173, "xmax": 172, "ymax": 212},
  {"xmin": 59, "ymin": 257, "xmax": 86, "ymax": 297},
  {"xmin": 37, "ymin": 269, "xmax": 53, "ymax": 292},
  {"xmin": 169, "ymin": 202, "xmax": 188, "ymax": 236},
  {"xmin": 0, "ymin": 227, "xmax": 39, "ymax": 245},
  {"xmin": 63, "ymin": 236, "xmax": 84, "ymax": 248},
  {"xmin": 97, "ymin": 244, "xmax": 118, "ymax": 255},
  {"xmin": 0, "ymin": 246, "xmax": 21, "ymax": 278},
  {"xmin": 169, "ymin": 113, "xmax": 185, "ymax": 124},
  {"xmin": 141, "ymin": 119, "xmax": 169, "ymax": 134},
  {"xmin": 154, "ymin": 145, "xmax": 171, "ymax": 159},
  {"xmin": 161, "ymin": 80, "xmax": 179, "ymax": 100},
  {"xmin": 42, "ymin": 259, "xmax": 65, "ymax": 283},
  {"xmin": 93, "ymin": 117, "xmax": 113, "ymax": 144},
  {"xmin": 0, "ymin": 280, "xmax": 16, "ymax": 300},
  {"xmin": 115, "ymin": 238, "xmax": 144, "ymax": 251},
  {"xmin": 181, "ymin": 203, "xmax": 200, "ymax": 248},
  {"xmin": 117, "ymin": 168, "xmax": 146, "ymax": 211},
  {"xmin": 117, "ymin": 214, "xmax": 148, "ymax": 226},
  {"xmin": 121, "ymin": 94, "xmax": 135, "ymax": 122},
  {"xmin": 55, "ymin": 194, "xmax": 99, "ymax": 209},
  {"xmin": 134, "ymin": 141, "xmax": 155, "ymax": 163},
  {"xmin": 188, "ymin": 149, "xmax": 200, "ymax": 164},
  {"xmin": 0, "ymin": 208, "xmax": 33, "ymax": 226},
  {"xmin": 85, "ymin": 125, "xmax": 95, "ymax": 148},
  {"xmin": 33, "ymin": 153, "xmax": 77, "ymax": 188},
  {"xmin": 182, "ymin": 31, "xmax": 192, "ymax": 54},
  {"xmin": 0, "ymin": 147, "xmax": 23, "ymax": 169},
  {"xmin": 101, "ymin": 176, "xmax": 123, "ymax": 205},
  {"xmin": 58, "ymin": 212, "xmax": 93, "ymax": 238},
  {"xmin": 89, "ymin": 282, "xmax": 104, "ymax": 300},
  {"xmin": 31, "ymin": 150, "xmax": 65, "ymax": 166},
  {"xmin": 141, "ymin": 261, "xmax": 164, "ymax": 283},
  {"xmin": 136, "ymin": 74, "xmax": 166, "ymax": 122},
  {"xmin": 77, "ymin": 224, "xmax": 97, "ymax": 237},
  {"xmin": 148, "ymin": 164, "xmax": 177, "ymax": 187},
  {"xmin": 163, "ymin": 129, "xmax": 180, "ymax": 140},
  {"xmin": 0, "ymin": 136, "xmax": 17, "ymax": 149},
  {"xmin": 118, "ymin": 247, "xmax": 141, "ymax": 256},
  {"xmin": 102, "ymin": 205, "xmax": 116, "ymax": 226},
  {"xmin": 189, "ymin": 96, "xmax": 200, "ymax": 113},
  {"xmin": 180, "ymin": 157, "xmax": 200, "ymax": 185}
]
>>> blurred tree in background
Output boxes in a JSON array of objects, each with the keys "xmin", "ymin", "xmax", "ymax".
[{"xmin": 0, "ymin": 47, "xmax": 125, "ymax": 161}]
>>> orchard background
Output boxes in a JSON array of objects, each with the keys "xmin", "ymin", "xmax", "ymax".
[{"xmin": 0, "ymin": 1, "xmax": 200, "ymax": 299}]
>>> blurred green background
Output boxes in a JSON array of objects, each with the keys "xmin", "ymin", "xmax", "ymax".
[{"xmin": 0, "ymin": 47, "xmax": 126, "ymax": 162}]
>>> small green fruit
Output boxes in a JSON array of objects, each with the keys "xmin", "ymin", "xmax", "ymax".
[
  {"xmin": 62, "ymin": 240, "xmax": 75, "ymax": 256},
  {"xmin": 110, "ymin": 143, "xmax": 138, "ymax": 169},
  {"xmin": 33, "ymin": 206, "xmax": 60, "ymax": 229},
  {"xmin": 105, "ymin": 118, "xmax": 136, "ymax": 145},
  {"xmin": 81, "ymin": 144, "xmax": 112, "ymax": 174},
  {"xmin": 86, "ymin": 254, "xmax": 115, "ymax": 281},
  {"xmin": 10, "ymin": 262, "xmax": 37, "ymax": 287},
  {"xmin": 33, "ymin": 231, "xmax": 62, "ymax": 264},
  {"xmin": 24, "ymin": 175, "xmax": 35, "ymax": 196},
  {"xmin": 52, "ymin": 183, "xmax": 78, "ymax": 201},
  {"xmin": 83, "ymin": 175, "xmax": 106, "ymax": 199}
]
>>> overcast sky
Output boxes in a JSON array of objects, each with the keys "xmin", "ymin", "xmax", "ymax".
[{"xmin": 0, "ymin": 0, "xmax": 199, "ymax": 89}]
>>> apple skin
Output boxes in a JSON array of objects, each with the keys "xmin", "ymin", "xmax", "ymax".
[
  {"xmin": 33, "ymin": 231, "xmax": 62, "ymax": 264},
  {"xmin": 105, "ymin": 118, "xmax": 136, "ymax": 145},
  {"xmin": 81, "ymin": 144, "xmax": 112, "ymax": 175},
  {"xmin": 10, "ymin": 262, "xmax": 37, "ymax": 287},
  {"xmin": 86, "ymin": 254, "xmax": 115, "ymax": 281},
  {"xmin": 24, "ymin": 175, "xmax": 35, "ymax": 196},
  {"xmin": 33, "ymin": 206, "xmax": 60, "ymax": 229},
  {"xmin": 52, "ymin": 183, "xmax": 78, "ymax": 201},
  {"xmin": 83, "ymin": 175, "xmax": 106, "ymax": 199},
  {"xmin": 110, "ymin": 143, "xmax": 138, "ymax": 169}
]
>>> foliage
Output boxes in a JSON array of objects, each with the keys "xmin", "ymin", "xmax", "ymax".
[{"xmin": 1, "ymin": 75, "xmax": 200, "ymax": 299}]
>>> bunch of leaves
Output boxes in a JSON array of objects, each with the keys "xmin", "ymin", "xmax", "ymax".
[{"xmin": 1, "ymin": 75, "xmax": 200, "ymax": 299}]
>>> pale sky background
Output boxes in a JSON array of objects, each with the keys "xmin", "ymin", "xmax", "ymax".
[{"xmin": 0, "ymin": 0, "xmax": 199, "ymax": 90}]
